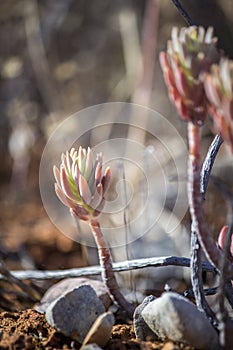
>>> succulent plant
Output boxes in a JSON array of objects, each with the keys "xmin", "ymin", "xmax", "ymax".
[
  {"xmin": 53, "ymin": 147, "xmax": 111, "ymax": 221},
  {"xmin": 160, "ymin": 26, "xmax": 219, "ymax": 125},
  {"xmin": 204, "ymin": 59, "xmax": 233, "ymax": 152},
  {"xmin": 53, "ymin": 147, "xmax": 134, "ymax": 318},
  {"xmin": 217, "ymin": 225, "xmax": 233, "ymax": 257}
]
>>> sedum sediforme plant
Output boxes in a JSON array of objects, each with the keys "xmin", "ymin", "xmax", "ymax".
[
  {"xmin": 160, "ymin": 26, "xmax": 233, "ymax": 343},
  {"xmin": 53, "ymin": 146, "xmax": 134, "ymax": 318},
  {"xmin": 204, "ymin": 58, "xmax": 233, "ymax": 153},
  {"xmin": 159, "ymin": 25, "xmax": 231, "ymax": 274},
  {"xmin": 53, "ymin": 147, "xmax": 110, "ymax": 221},
  {"xmin": 218, "ymin": 226, "xmax": 233, "ymax": 258},
  {"xmin": 160, "ymin": 26, "xmax": 219, "ymax": 125}
]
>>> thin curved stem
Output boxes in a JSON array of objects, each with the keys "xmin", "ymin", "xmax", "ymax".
[
  {"xmin": 188, "ymin": 124, "xmax": 218, "ymax": 325},
  {"xmin": 188, "ymin": 123, "xmax": 232, "ymax": 275},
  {"xmin": 90, "ymin": 220, "xmax": 134, "ymax": 318},
  {"xmin": 201, "ymin": 134, "xmax": 223, "ymax": 199},
  {"xmin": 170, "ymin": 0, "xmax": 194, "ymax": 25}
]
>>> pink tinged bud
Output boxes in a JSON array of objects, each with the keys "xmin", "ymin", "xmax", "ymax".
[
  {"xmin": 83, "ymin": 147, "xmax": 87, "ymax": 157},
  {"xmin": 95, "ymin": 162, "xmax": 102, "ymax": 186},
  {"xmin": 61, "ymin": 153, "xmax": 70, "ymax": 176},
  {"xmin": 102, "ymin": 166, "xmax": 111, "ymax": 195},
  {"xmin": 84, "ymin": 147, "xmax": 93, "ymax": 180},
  {"xmin": 54, "ymin": 147, "xmax": 110, "ymax": 221},
  {"xmin": 205, "ymin": 27, "xmax": 214, "ymax": 43},
  {"xmin": 204, "ymin": 59, "xmax": 233, "ymax": 151},
  {"xmin": 60, "ymin": 166, "xmax": 76, "ymax": 200},
  {"xmin": 160, "ymin": 26, "xmax": 220, "ymax": 125},
  {"xmin": 170, "ymin": 58, "xmax": 187, "ymax": 97},
  {"xmin": 228, "ymin": 99, "xmax": 233, "ymax": 121},
  {"xmin": 79, "ymin": 174, "xmax": 92, "ymax": 205},
  {"xmin": 78, "ymin": 146, "xmax": 82, "ymax": 162},
  {"xmin": 55, "ymin": 183, "xmax": 72, "ymax": 208},
  {"xmin": 70, "ymin": 147, "xmax": 76, "ymax": 158},
  {"xmin": 78, "ymin": 146, "xmax": 86, "ymax": 174},
  {"xmin": 61, "ymin": 153, "xmax": 67, "ymax": 171},
  {"xmin": 72, "ymin": 163, "xmax": 80, "ymax": 190},
  {"xmin": 159, "ymin": 52, "xmax": 174, "ymax": 88},
  {"xmin": 204, "ymin": 74, "xmax": 222, "ymax": 107},
  {"xmin": 90, "ymin": 183, "xmax": 103, "ymax": 209},
  {"xmin": 70, "ymin": 149, "xmax": 78, "ymax": 165},
  {"xmin": 220, "ymin": 60, "xmax": 232, "ymax": 96},
  {"xmin": 197, "ymin": 26, "xmax": 205, "ymax": 42},
  {"xmin": 95, "ymin": 198, "xmax": 105, "ymax": 214},
  {"xmin": 171, "ymin": 27, "xmax": 180, "ymax": 54},
  {"xmin": 217, "ymin": 225, "xmax": 233, "ymax": 256},
  {"xmin": 218, "ymin": 225, "xmax": 227, "ymax": 249},
  {"xmin": 87, "ymin": 168, "xmax": 95, "ymax": 192},
  {"xmin": 53, "ymin": 165, "xmax": 61, "ymax": 187},
  {"xmin": 66, "ymin": 151, "xmax": 72, "ymax": 173},
  {"xmin": 96, "ymin": 152, "xmax": 103, "ymax": 165}
]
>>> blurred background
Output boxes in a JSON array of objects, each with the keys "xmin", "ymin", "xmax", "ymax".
[{"xmin": 0, "ymin": 0, "xmax": 233, "ymax": 305}]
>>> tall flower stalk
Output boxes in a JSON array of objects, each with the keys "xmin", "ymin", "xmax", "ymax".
[
  {"xmin": 160, "ymin": 26, "xmax": 233, "ymax": 272},
  {"xmin": 187, "ymin": 122, "xmax": 224, "ymax": 271},
  {"xmin": 54, "ymin": 146, "xmax": 134, "ymax": 318},
  {"xmin": 160, "ymin": 26, "xmax": 233, "ymax": 327}
]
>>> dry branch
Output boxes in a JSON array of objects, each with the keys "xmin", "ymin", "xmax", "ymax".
[{"xmin": 0, "ymin": 256, "xmax": 216, "ymax": 281}]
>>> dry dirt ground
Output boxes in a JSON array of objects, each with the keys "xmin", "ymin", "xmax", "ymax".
[
  {"xmin": 0, "ymin": 309, "xmax": 194, "ymax": 350},
  {"xmin": 0, "ymin": 200, "xmax": 195, "ymax": 350}
]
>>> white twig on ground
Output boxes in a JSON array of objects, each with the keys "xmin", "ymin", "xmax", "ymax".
[{"xmin": 0, "ymin": 256, "xmax": 216, "ymax": 281}]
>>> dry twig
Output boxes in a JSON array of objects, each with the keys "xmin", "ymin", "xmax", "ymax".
[{"xmin": 1, "ymin": 255, "xmax": 216, "ymax": 281}]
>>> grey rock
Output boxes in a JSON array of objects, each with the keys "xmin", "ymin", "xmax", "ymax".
[
  {"xmin": 36, "ymin": 277, "xmax": 112, "ymax": 313},
  {"xmin": 82, "ymin": 312, "xmax": 114, "ymax": 348},
  {"xmin": 46, "ymin": 284, "xmax": 105, "ymax": 343},
  {"xmin": 81, "ymin": 345, "xmax": 103, "ymax": 350},
  {"xmin": 142, "ymin": 292, "xmax": 218, "ymax": 350},
  {"xmin": 133, "ymin": 295, "xmax": 157, "ymax": 341}
]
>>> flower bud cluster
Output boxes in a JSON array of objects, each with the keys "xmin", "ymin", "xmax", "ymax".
[
  {"xmin": 54, "ymin": 147, "xmax": 110, "ymax": 221},
  {"xmin": 160, "ymin": 26, "xmax": 219, "ymax": 125},
  {"xmin": 204, "ymin": 59, "xmax": 233, "ymax": 152},
  {"xmin": 161, "ymin": 25, "xmax": 233, "ymax": 151}
]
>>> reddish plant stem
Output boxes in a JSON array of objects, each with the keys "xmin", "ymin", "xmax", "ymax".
[
  {"xmin": 188, "ymin": 124, "xmax": 216, "ymax": 325},
  {"xmin": 90, "ymin": 220, "xmax": 134, "ymax": 318},
  {"xmin": 187, "ymin": 123, "xmax": 233, "ymax": 276}
]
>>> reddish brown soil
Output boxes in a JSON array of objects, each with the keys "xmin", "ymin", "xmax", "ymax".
[
  {"xmin": 0, "ymin": 309, "xmax": 194, "ymax": 350},
  {"xmin": 0, "ymin": 199, "xmax": 196, "ymax": 350}
]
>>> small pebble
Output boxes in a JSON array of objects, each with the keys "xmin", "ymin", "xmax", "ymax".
[
  {"xmin": 162, "ymin": 341, "xmax": 180, "ymax": 350},
  {"xmin": 81, "ymin": 312, "xmax": 115, "ymax": 348},
  {"xmin": 46, "ymin": 285, "xmax": 105, "ymax": 343},
  {"xmin": 36, "ymin": 277, "xmax": 111, "ymax": 313},
  {"xmin": 81, "ymin": 344, "xmax": 103, "ymax": 350},
  {"xmin": 142, "ymin": 292, "xmax": 218, "ymax": 350},
  {"xmin": 133, "ymin": 295, "xmax": 157, "ymax": 341}
]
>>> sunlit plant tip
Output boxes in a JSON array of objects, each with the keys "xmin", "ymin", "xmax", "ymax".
[{"xmin": 53, "ymin": 146, "xmax": 111, "ymax": 221}]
